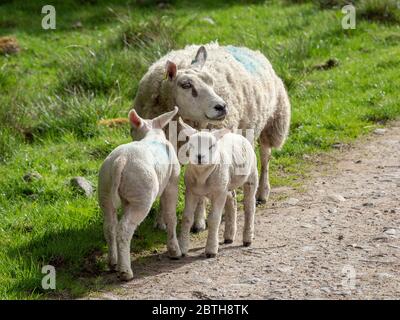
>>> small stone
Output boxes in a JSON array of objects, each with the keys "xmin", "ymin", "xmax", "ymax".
[
  {"xmin": 23, "ymin": 171, "xmax": 42, "ymax": 182},
  {"xmin": 70, "ymin": 177, "xmax": 94, "ymax": 197},
  {"xmin": 383, "ymin": 228, "xmax": 397, "ymax": 236},
  {"xmin": 390, "ymin": 209, "xmax": 396, "ymax": 213},
  {"xmin": 286, "ymin": 198, "xmax": 299, "ymax": 206},
  {"xmin": 362, "ymin": 202, "xmax": 374, "ymax": 207},
  {"xmin": 355, "ymin": 160, "xmax": 362, "ymax": 164},
  {"xmin": 328, "ymin": 208, "xmax": 337, "ymax": 214},
  {"xmin": 373, "ymin": 128, "xmax": 386, "ymax": 135},
  {"xmin": 326, "ymin": 194, "xmax": 346, "ymax": 202}
]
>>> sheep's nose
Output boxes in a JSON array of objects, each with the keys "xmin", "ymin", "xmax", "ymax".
[
  {"xmin": 214, "ymin": 103, "xmax": 227, "ymax": 114},
  {"xmin": 197, "ymin": 154, "xmax": 202, "ymax": 164}
]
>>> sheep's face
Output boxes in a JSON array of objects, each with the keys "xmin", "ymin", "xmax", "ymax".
[
  {"xmin": 180, "ymin": 118, "xmax": 230, "ymax": 166},
  {"xmin": 187, "ymin": 132, "xmax": 219, "ymax": 165},
  {"xmin": 165, "ymin": 46, "xmax": 227, "ymax": 123}
]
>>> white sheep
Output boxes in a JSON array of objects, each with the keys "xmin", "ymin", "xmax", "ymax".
[
  {"xmin": 178, "ymin": 118, "xmax": 259, "ymax": 257},
  {"xmin": 98, "ymin": 107, "xmax": 181, "ymax": 281},
  {"xmin": 134, "ymin": 42, "xmax": 290, "ymax": 232}
]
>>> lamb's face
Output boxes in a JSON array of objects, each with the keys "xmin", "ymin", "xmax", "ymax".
[
  {"xmin": 165, "ymin": 46, "xmax": 227, "ymax": 123},
  {"xmin": 174, "ymin": 69, "xmax": 227, "ymax": 122},
  {"xmin": 187, "ymin": 132, "xmax": 219, "ymax": 166}
]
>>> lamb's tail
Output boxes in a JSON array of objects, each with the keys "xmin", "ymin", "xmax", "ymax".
[{"xmin": 111, "ymin": 155, "xmax": 127, "ymax": 209}]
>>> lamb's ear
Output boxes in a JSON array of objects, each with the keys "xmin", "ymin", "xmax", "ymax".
[
  {"xmin": 128, "ymin": 109, "xmax": 143, "ymax": 129},
  {"xmin": 191, "ymin": 46, "xmax": 207, "ymax": 69},
  {"xmin": 152, "ymin": 106, "xmax": 179, "ymax": 129},
  {"xmin": 165, "ymin": 60, "xmax": 177, "ymax": 80},
  {"xmin": 212, "ymin": 128, "xmax": 230, "ymax": 141},
  {"xmin": 178, "ymin": 117, "xmax": 197, "ymax": 136}
]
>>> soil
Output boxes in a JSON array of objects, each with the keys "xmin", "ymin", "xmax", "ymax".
[{"xmin": 85, "ymin": 122, "xmax": 400, "ymax": 300}]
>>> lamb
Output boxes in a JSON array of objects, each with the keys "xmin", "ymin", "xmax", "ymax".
[
  {"xmin": 178, "ymin": 118, "xmax": 259, "ymax": 257},
  {"xmin": 133, "ymin": 42, "xmax": 290, "ymax": 232},
  {"xmin": 98, "ymin": 107, "xmax": 181, "ymax": 281}
]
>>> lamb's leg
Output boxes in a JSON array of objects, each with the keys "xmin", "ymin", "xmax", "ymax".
[
  {"xmin": 191, "ymin": 197, "xmax": 207, "ymax": 233},
  {"xmin": 256, "ymin": 134, "xmax": 271, "ymax": 205},
  {"xmin": 154, "ymin": 212, "xmax": 167, "ymax": 231},
  {"xmin": 243, "ymin": 179, "xmax": 257, "ymax": 247},
  {"xmin": 160, "ymin": 179, "xmax": 182, "ymax": 259},
  {"xmin": 223, "ymin": 190, "xmax": 237, "ymax": 244},
  {"xmin": 101, "ymin": 199, "xmax": 118, "ymax": 271},
  {"xmin": 117, "ymin": 202, "xmax": 150, "ymax": 281},
  {"xmin": 179, "ymin": 192, "xmax": 200, "ymax": 256},
  {"xmin": 205, "ymin": 192, "xmax": 227, "ymax": 257}
]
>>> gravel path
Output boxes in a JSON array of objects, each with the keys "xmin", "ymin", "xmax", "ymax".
[{"xmin": 87, "ymin": 123, "xmax": 400, "ymax": 300}]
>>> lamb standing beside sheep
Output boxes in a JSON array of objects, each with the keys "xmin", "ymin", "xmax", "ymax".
[
  {"xmin": 178, "ymin": 119, "xmax": 259, "ymax": 257},
  {"xmin": 98, "ymin": 107, "xmax": 181, "ymax": 281},
  {"xmin": 134, "ymin": 42, "xmax": 290, "ymax": 231}
]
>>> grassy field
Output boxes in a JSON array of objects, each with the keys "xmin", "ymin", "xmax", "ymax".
[{"xmin": 0, "ymin": 0, "xmax": 399, "ymax": 299}]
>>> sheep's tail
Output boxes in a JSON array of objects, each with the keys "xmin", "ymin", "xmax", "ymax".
[{"xmin": 111, "ymin": 155, "xmax": 127, "ymax": 209}]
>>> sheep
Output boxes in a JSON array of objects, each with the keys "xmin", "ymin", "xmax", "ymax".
[
  {"xmin": 98, "ymin": 107, "xmax": 182, "ymax": 281},
  {"xmin": 133, "ymin": 42, "xmax": 291, "ymax": 232},
  {"xmin": 178, "ymin": 118, "xmax": 259, "ymax": 257}
]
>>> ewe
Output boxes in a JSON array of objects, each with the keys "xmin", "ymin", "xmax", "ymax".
[
  {"xmin": 178, "ymin": 119, "xmax": 258, "ymax": 257},
  {"xmin": 98, "ymin": 107, "xmax": 181, "ymax": 281},
  {"xmin": 134, "ymin": 43, "xmax": 290, "ymax": 232}
]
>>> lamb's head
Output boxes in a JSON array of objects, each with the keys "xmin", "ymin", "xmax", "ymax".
[
  {"xmin": 165, "ymin": 46, "xmax": 227, "ymax": 123},
  {"xmin": 179, "ymin": 118, "xmax": 230, "ymax": 166},
  {"xmin": 129, "ymin": 106, "xmax": 178, "ymax": 141}
]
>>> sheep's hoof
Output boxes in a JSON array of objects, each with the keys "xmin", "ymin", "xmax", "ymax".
[
  {"xmin": 206, "ymin": 253, "xmax": 216, "ymax": 258},
  {"xmin": 191, "ymin": 224, "xmax": 207, "ymax": 233},
  {"xmin": 154, "ymin": 221, "xmax": 167, "ymax": 231},
  {"xmin": 256, "ymin": 198, "xmax": 267, "ymax": 206},
  {"xmin": 224, "ymin": 239, "xmax": 233, "ymax": 244},
  {"xmin": 118, "ymin": 271, "xmax": 133, "ymax": 281},
  {"xmin": 243, "ymin": 241, "xmax": 252, "ymax": 247}
]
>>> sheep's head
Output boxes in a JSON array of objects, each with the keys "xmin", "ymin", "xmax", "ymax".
[
  {"xmin": 128, "ymin": 106, "xmax": 178, "ymax": 141},
  {"xmin": 179, "ymin": 118, "xmax": 230, "ymax": 166},
  {"xmin": 165, "ymin": 46, "xmax": 227, "ymax": 123}
]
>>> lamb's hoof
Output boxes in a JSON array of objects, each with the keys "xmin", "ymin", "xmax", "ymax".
[
  {"xmin": 206, "ymin": 253, "xmax": 216, "ymax": 258},
  {"xmin": 191, "ymin": 223, "xmax": 207, "ymax": 233},
  {"xmin": 154, "ymin": 222, "xmax": 167, "ymax": 231},
  {"xmin": 243, "ymin": 241, "xmax": 252, "ymax": 247},
  {"xmin": 224, "ymin": 239, "xmax": 233, "ymax": 244},
  {"xmin": 256, "ymin": 198, "xmax": 267, "ymax": 206},
  {"xmin": 118, "ymin": 271, "xmax": 133, "ymax": 281}
]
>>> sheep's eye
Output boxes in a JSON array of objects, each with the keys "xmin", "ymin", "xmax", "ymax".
[{"xmin": 181, "ymin": 82, "xmax": 192, "ymax": 89}]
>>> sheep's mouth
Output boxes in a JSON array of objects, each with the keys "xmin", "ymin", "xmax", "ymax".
[{"xmin": 205, "ymin": 114, "xmax": 226, "ymax": 121}]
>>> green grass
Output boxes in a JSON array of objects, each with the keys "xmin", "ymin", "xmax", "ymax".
[{"xmin": 0, "ymin": 0, "xmax": 399, "ymax": 299}]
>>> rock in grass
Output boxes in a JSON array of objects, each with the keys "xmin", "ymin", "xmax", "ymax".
[
  {"xmin": 23, "ymin": 171, "xmax": 42, "ymax": 182},
  {"xmin": 373, "ymin": 128, "xmax": 386, "ymax": 135},
  {"xmin": 70, "ymin": 177, "xmax": 93, "ymax": 197},
  {"xmin": 0, "ymin": 36, "xmax": 20, "ymax": 55}
]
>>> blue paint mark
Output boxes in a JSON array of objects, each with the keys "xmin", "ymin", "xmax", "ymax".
[
  {"xmin": 225, "ymin": 46, "xmax": 262, "ymax": 75},
  {"xmin": 143, "ymin": 140, "xmax": 170, "ymax": 164}
]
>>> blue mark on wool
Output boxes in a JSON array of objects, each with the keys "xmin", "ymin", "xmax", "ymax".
[
  {"xmin": 225, "ymin": 46, "xmax": 262, "ymax": 75},
  {"xmin": 144, "ymin": 140, "xmax": 170, "ymax": 164}
]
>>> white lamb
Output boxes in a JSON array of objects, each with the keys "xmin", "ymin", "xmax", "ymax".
[
  {"xmin": 134, "ymin": 42, "xmax": 290, "ymax": 232},
  {"xmin": 178, "ymin": 118, "xmax": 259, "ymax": 257},
  {"xmin": 98, "ymin": 107, "xmax": 181, "ymax": 281}
]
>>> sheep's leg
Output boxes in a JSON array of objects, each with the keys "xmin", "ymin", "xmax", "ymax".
[
  {"xmin": 223, "ymin": 190, "xmax": 237, "ymax": 244},
  {"xmin": 179, "ymin": 192, "xmax": 200, "ymax": 256},
  {"xmin": 191, "ymin": 197, "xmax": 207, "ymax": 233},
  {"xmin": 243, "ymin": 179, "xmax": 257, "ymax": 246},
  {"xmin": 256, "ymin": 135, "xmax": 271, "ymax": 205},
  {"xmin": 117, "ymin": 202, "xmax": 150, "ymax": 281},
  {"xmin": 154, "ymin": 212, "xmax": 167, "ymax": 231},
  {"xmin": 160, "ymin": 179, "xmax": 182, "ymax": 259},
  {"xmin": 101, "ymin": 199, "xmax": 118, "ymax": 271},
  {"xmin": 205, "ymin": 192, "xmax": 228, "ymax": 257}
]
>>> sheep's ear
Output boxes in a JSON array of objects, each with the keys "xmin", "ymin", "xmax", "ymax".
[
  {"xmin": 191, "ymin": 46, "xmax": 207, "ymax": 69},
  {"xmin": 165, "ymin": 60, "xmax": 177, "ymax": 80},
  {"xmin": 178, "ymin": 117, "xmax": 197, "ymax": 136},
  {"xmin": 152, "ymin": 106, "xmax": 179, "ymax": 129},
  {"xmin": 128, "ymin": 109, "xmax": 143, "ymax": 128},
  {"xmin": 212, "ymin": 128, "xmax": 230, "ymax": 141}
]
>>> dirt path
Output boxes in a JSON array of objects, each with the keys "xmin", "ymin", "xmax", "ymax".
[{"xmin": 87, "ymin": 123, "xmax": 400, "ymax": 300}]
